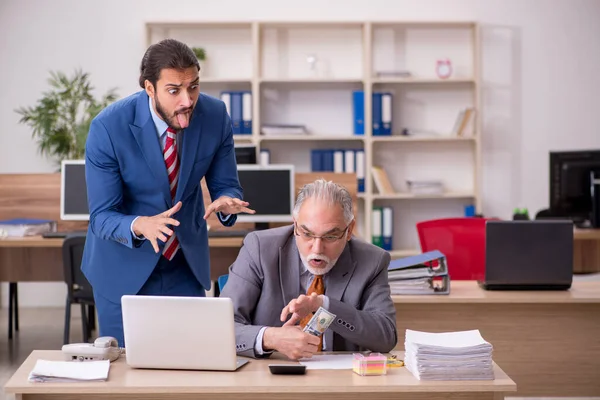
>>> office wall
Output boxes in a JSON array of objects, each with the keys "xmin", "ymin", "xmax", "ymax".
[{"xmin": 1, "ymin": 0, "xmax": 599, "ymax": 307}]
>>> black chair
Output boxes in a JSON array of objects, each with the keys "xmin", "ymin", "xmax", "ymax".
[{"xmin": 62, "ymin": 234, "xmax": 96, "ymax": 344}]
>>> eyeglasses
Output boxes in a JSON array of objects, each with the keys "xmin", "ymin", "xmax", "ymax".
[{"xmin": 294, "ymin": 223, "xmax": 349, "ymax": 244}]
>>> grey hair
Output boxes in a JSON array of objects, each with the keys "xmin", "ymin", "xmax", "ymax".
[{"xmin": 293, "ymin": 179, "xmax": 355, "ymax": 224}]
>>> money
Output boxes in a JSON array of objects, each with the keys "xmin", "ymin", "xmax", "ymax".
[{"xmin": 303, "ymin": 307, "xmax": 336, "ymax": 337}]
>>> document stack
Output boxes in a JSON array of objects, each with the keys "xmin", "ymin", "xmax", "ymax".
[
  {"xmin": 387, "ymin": 250, "xmax": 450, "ymax": 295},
  {"xmin": 404, "ymin": 329, "xmax": 495, "ymax": 381}
]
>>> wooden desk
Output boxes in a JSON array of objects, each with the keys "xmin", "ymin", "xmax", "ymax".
[
  {"xmin": 393, "ymin": 280, "xmax": 600, "ymax": 397},
  {"xmin": 4, "ymin": 350, "xmax": 516, "ymax": 400},
  {"xmin": 0, "ymin": 236, "xmax": 243, "ymax": 283},
  {"xmin": 574, "ymin": 228, "xmax": 600, "ymax": 273}
]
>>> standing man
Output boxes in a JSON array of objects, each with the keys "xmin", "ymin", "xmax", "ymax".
[{"xmin": 81, "ymin": 38, "xmax": 254, "ymax": 347}]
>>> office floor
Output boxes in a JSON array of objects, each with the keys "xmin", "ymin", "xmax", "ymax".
[{"xmin": 1, "ymin": 275, "xmax": 599, "ymax": 400}]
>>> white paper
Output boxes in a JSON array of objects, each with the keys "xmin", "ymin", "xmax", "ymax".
[
  {"xmin": 298, "ymin": 354, "xmax": 354, "ymax": 370},
  {"xmin": 404, "ymin": 330, "xmax": 495, "ymax": 381},
  {"xmin": 28, "ymin": 360, "xmax": 110, "ymax": 383}
]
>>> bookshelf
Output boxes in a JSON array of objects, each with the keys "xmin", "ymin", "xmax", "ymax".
[{"xmin": 146, "ymin": 21, "xmax": 481, "ymax": 258}]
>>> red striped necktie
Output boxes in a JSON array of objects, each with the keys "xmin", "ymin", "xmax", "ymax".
[{"xmin": 162, "ymin": 127, "xmax": 180, "ymax": 260}]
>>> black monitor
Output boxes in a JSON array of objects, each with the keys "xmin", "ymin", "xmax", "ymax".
[
  {"xmin": 549, "ymin": 150, "xmax": 600, "ymax": 227},
  {"xmin": 61, "ymin": 160, "xmax": 89, "ymax": 221},
  {"xmin": 236, "ymin": 165, "xmax": 294, "ymax": 226},
  {"xmin": 235, "ymin": 145, "xmax": 257, "ymax": 164}
]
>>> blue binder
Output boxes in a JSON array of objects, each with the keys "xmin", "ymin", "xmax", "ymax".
[
  {"xmin": 241, "ymin": 91, "xmax": 252, "ymax": 134},
  {"xmin": 352, "ymin": 91, "xmax": 364, "ymax": 135},
  {"xmin": 231, "ymin": 92, "xmax": 243, "ymax": 134},
  {"xmin": 372, "ymin": 92, "xmax": 382, "ymax": 136}
]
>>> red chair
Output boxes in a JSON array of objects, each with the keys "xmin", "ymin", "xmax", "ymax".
[{"xmin": 416, "ymin": 218, "xmax": 498, "ymax": 281}]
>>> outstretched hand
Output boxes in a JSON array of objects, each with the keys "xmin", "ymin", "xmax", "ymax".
[
  {"xmin": 132, "ymin": 201, "xmax": 182, "ymax": 253},
  {"xmin": 203, "ymin": 196, "xmax": 255, "ymax": 220}
]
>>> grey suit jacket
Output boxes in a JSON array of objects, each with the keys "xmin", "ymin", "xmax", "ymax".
[{"xmin": 219, "ymin": 225, "xmax": 398, "ymax": 358}]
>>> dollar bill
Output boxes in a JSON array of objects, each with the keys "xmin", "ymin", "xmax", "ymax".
[{"xmin": 303, "ymin": 307, "xmax": 336, "ymax": 337}]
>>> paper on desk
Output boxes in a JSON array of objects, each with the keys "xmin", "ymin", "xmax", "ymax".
[
  {"xmin": 298, "ymin": 354, "xmax": 354, "ymax": 370},
  {"xmin": 28, "ymin": 359, "xmax": 110, "ymax": 383}
]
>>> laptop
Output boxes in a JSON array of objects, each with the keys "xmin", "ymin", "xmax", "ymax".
[
  {"xmin": 479, "ymin": 220, "xmax": 573, "ymax": 290},
  {"xmin": 121, "ymin": 295, "xmax": 249, "ymax": 371}
]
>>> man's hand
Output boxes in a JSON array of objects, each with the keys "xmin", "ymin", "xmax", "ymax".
[
  {"xmin": 132, "ymin": 201, "xmax": 182, "ymax": 253},
  {"xmin": 203, "ymin": 196, "xmax": 255, "ymax": 220},
  {"xmin": 263, "ymin": 326, "xmax": 320, "ymax": 360},
  {"xmin": 280, "ymin": 293, "xmax": 324, "ymax": 327}
]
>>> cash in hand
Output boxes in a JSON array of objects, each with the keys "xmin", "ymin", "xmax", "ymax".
[{"xmin": 303, "ymin": 307, "xmax": 336, "ymax": 337}]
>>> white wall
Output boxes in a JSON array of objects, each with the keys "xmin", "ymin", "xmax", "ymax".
[{"xmin": 1, "ymin": 0, "xmax": 599, "ymax": 307}]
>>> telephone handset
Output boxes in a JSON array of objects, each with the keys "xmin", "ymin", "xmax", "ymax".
[{"xmin": 61, "ymin": 336, "xmax": 122, "ymax": 362}]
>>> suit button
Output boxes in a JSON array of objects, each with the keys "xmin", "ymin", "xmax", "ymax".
[
  {"xmin": 350, "ymin": 325, "xmax": 355, "ymax": 331},
  {"xmin": 337, "ymin": 319, "xmax": 343, "ymax": 325}
]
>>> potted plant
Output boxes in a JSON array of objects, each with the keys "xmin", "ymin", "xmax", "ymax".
[
  {"xmin": 15, "ymin": 69, "xmax": 118, "ymax": 166},
  {"xmin": 192, "ymin": 47, "xmax": 207, "ymax": 75}
]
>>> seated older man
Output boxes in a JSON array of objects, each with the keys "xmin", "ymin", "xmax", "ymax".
[{"xmin": 220, "ymin": 179, "xmax": 397, "ymax": 360}]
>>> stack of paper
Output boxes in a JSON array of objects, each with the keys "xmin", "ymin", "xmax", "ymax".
[
  {"xmin": 404, "ymin": 329, "xmax": 494, "ymax": 381},
  {"xmin": 28, "ymin": 360, "xmax": 110, "ymax": 383}
]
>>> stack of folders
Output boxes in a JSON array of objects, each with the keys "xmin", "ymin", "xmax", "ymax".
[
  {"xmin": 387, "ymin": 250, "xmax": 449, "ymax": 295},
  {"xmin": 404, "ymin": 329, "xmax": 495, "ymax": 381}
]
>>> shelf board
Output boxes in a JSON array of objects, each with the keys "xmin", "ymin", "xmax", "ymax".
[
  {"xmin": 259, "ymin": 135, "xmax": 364, "ymax": 142},
  {"xmin": 233, "ymin": 135, "xmax": 254, "ymax": 141},
  {"xmin": 389, "ymin": 249, "xmax": 421, "ymax": 258},
  {"xmin": 260, "ymin": 78, "xmax": 363, "ymax": 84},
  {"xmin": 372, "ymin": 77, "xmax": 475, "ymax": 84},
  {"xmin": 200, "ymin": 78, "xmax": 252, "ymax": 84},
  {"xmin": 371, "ymin": 135, "xmax": 475, "ymax": 143},
  {"xmin": 372, "ymin": 192, "xmax": 475, "ymax": 200},
  {"xmin": 147, "ymin": 21, "xmax": 252, "ymax": 29}
]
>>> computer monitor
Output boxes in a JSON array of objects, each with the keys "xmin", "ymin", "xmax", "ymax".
[
  {"xmin": 61, "ymin": 160, "xmax": 89, "ymax": 221},
  {"xmin": 236, "ymin": 165, "xmax": 294, "ymax": 225},
  {"xmin": 234, "ymin": 144, "xmax": 257, "ymax": 164},
  {"xmin": 549, "ymin": 150, "xmax": 600, "ymax": 227}
]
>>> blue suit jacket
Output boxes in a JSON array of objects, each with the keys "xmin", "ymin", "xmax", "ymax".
[{"xmin": 81, "ymin": 90, "xmax": 243, "ymax": 303}]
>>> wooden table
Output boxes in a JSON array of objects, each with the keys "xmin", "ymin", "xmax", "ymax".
[
  {"xmin": 393, "ymin": 280, "xmax": 600, "ymax": 397},
  {"xmin": 3, "ymin": 350, "xmax": 516, "ymax": 400},
  {"xmin": 0, "ymin": 235, "xmax": 243, "ymax": 282}
]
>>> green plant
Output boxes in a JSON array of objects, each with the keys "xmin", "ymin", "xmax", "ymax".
[
  {"xmin": 192, "ymin": 47, "xmax": 206, "ymax": 61},
  {"xmin": 15, "ymin": 69, "xmax": 118, "ymax": 164}
]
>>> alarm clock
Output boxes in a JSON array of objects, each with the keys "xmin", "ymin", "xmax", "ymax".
[{"xmin": 436, "ymin": 59, "xmax": 452, "ymax": 79}]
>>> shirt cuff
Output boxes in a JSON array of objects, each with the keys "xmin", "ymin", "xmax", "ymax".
[
  {"xmin": 254, "ymin": 326, "xmax": 268, "ymax": 356},
  {"xmin": 130, "ymin": 217, "xmax": 145, "ymax": 240},
  {"xmin": 322, "ymin": 295, "xmax": 330, "ymax": 310},
  {"xmin": 218, "ymin": 212, "xmax": 232, "ymax": 222}
]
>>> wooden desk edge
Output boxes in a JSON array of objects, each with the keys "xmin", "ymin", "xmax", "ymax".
[
  {"xmin": 3, "ymin": 350, "xmax": 516, "ymax": 395},
  {"xmin": 0, "ymin": 236, "xmax": 244, "ymax": 248}
]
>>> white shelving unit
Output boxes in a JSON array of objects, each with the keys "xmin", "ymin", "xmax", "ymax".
[{"xmin": 146, "ymin": 21, "xmax": 482, "ymax": 258}]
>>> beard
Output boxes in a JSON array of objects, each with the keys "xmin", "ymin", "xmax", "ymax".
[
  {"xmin": 154, "ymin": 94, "xmax": 194, "ymax": 131},
  {"xmin": 300, "ymin": 253, "xmax": 338, "ymax": 276}
]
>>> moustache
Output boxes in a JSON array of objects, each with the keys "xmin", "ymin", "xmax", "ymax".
[{"xmin": 308, "ymin": 254, "xmax": 331, "ymax": 263}]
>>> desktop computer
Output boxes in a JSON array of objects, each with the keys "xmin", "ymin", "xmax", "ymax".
[
  {"xmin": 236, "ymin": 165, "xmax": 295, "ymax": 230},
  {"xmin": 61, "ymin": 160, "xmax": 89, "ymax": 221},
  {"xmin": 549, "ymin": 150, "xmax": 600, "ymax": 228}
]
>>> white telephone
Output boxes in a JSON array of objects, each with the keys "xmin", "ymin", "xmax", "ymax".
[{"xmin": 61, "ymin": 336, "xmax": 122, "ymax": 362}]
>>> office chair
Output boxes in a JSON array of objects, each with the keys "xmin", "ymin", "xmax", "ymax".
[
  {"xmin": 217, "ymin": 274, "xmax": 229, "ymax": 294},
  {"xmin": 416, "ymin": 217, "xmax": 498, "ymax": 280},
  {"xmin": 62, "ymin": 234, "xmax": 95, "ymax": 344}
]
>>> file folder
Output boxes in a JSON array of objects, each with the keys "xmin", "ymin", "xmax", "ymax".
[
  {"xmin": 356, "ymin": 150, "xmax": 365, "ymax": 192},
  {"xmin": 381, "ymin": 93, "xmax": 392, "ymax": 135},
  {"xmin": 231, "ymin": 92, "xmax": 243, "ymax": 134},
  {"xmin": 242, "ymin": 91, "xmax": 252, "ymax": 134},
  {"xmin": 353, "ymin": 91, "xmax": 364, "ymax": 135},
  {"xmin": 372, "ymin": 207, "xmax": 383, "ymax": 248},
  {"xmin": 387, "ymin": 250, "xmax": 450, "ymax": 295},
  {"xmin": 382, "ymin": 206, "xmax": 393, "ymax": 251}
]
